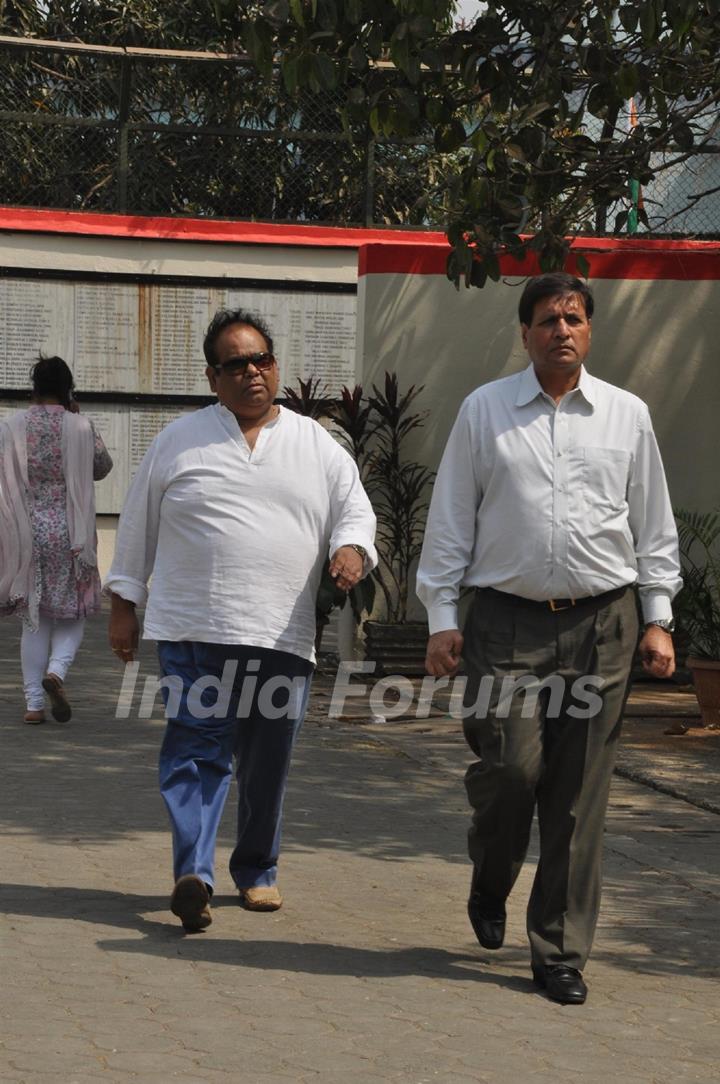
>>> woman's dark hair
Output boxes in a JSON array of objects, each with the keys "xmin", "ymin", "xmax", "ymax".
[
  {"xmin": 203, "ymin": 308, "xmax": 274, "ymax": 367},
  {"xmin": 30, "ymin": 355, "xmax": 75, "ymax": 408}
]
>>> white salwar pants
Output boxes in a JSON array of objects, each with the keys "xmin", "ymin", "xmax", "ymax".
[{"xmin": 21, "ymin": 615, "xmax": 85, "ymax": 710}]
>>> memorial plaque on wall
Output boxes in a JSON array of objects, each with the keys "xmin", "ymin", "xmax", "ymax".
[
  {"xmin": 0, "ymin": 400, "xmax": 198, "ymax": 514},
  {"xmin": 0, "ymin": 276, "xmax": 356, "ymax": 395},
  {"xmin": 223, "ymin": 287, "xmax": 356, "ymax": 391},
  {"xmin": 0, "ymin": 279, "xmax": 74, "ymax": 383},
  {"xmin": 74, "ymin": 283, "xmax": 139, "ymax": 393},
  {"xmin": 0, "ymin": 273, "xmax": 356, "ymax": 512}
]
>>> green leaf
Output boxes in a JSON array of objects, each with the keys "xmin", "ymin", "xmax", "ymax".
[
  {"xmin": 419, "ymin": 47, "xmax": 444, "ymax": 71},
  {"xmin": 673, "ymin": 120, "xmax": 695, "ymax": 151},
  {"xmin": 242, "ymin": 22, "xmax": 273, "ymax": 76},
  {"xmin": 505, "ymin": 143, "xmax": 525, "ymax": 162},
  {"xmin": 408, "ymin": 14, "xmax": 435, "ymax": 37},
  {"xmin": 614, "ymin": 209, "xmax": 629, "ymax": 232},
  {"xmin": 575, "ymin": 253, "xmax": 590, "ymax": 278},
  {"xmin": 349, "ymin": 41, "xmax": 367, "ymax": 70},
  {"xmin": 469, "ymin": 259, "xmax": 488, "ymax": 288},
  {"xmin": 264, "ymin": 0, "xmax": 290, "ymax": 25},
  {"xmin": 588, "ymin": 83, "xmax": 612, "ymax": 119},
  {"xmin": 484, "ymin": 253, "xmax": 501, "ymax": 281},
  {"xmin": 517, "ymin": 125, "xmax": 544, "ymax": 160},
  {"xmin": 463, "ymin": 50, "xmax": 480, "ymax": 87},
  {"xmin": 297, "ymin": 50, "xmax": 315, "ymax": 87},
  {"xmin": 523, "ymin": 100, "xmax": 552, "ymax": 123},
  {"xmin": 471, "ymin": 176, "xmax": 489, "ymax": 206},
  {"xmin": 405, "ymin": 53, "xmax": 421, "ymax": 85},
  {"xmin": 639, "ymin": 4, "xmax": 656, "ymax": 42},
  {"xmin": 618, "ymin": 5, "xmax": 638, "ymax": 31},
  {"xmin": 653, "ymin": 86, "xmax": 668, "ymax": 123},
  {"xmin": 314, "ymin": 52, "xmax": 337, "ymax": 90},
  {"xmin": 435, "ymin": 119, "xmax": 467, "ymax": 153},
  {"xmin": 490, "ymin": 83, "xmax": 510, "ymax": 114},
  {"xmin": 289, "ymin": 0, "xmax": 305, "ymax": 25},
  {"xmin": 282, "ymin": 55, "xmax": 299, "ymax": 94},
  {"xmin": 426, "ymin": 97, "xmax": 448, "ymax": 125},
  {"xmin": 317, "ymin": 0, "xmax": 337, "ymax": 31},
  {"xmin": 446, "ymin": 249, "xmax": 461, "ymax": 288},
  {"xmin": 366, "ymin": 24, "xmax": 384, "ymax": 58},
  {"xmin": 616, "ymin": 63, "xmax": 639, "ymax": 100},
  {"xmin": 538, "ymin": 250, "xmax": 557, "ymax": 273}
]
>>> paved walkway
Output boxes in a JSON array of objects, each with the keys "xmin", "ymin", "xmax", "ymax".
[{"xmin": 1, "ymin": 612, "xmax": 719, "ymax": 1083}]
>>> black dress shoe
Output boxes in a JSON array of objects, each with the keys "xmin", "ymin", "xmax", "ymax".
[
  {"xmin": 467, "ymin": 873, "xmax": 506, "ymax": 950},
  {"xmin": 532, "ymin": 964, "xmax": 587, "ymax": 1005}
]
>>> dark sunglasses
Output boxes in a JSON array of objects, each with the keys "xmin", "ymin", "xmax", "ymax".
[{"xmin": 213, "ymin": 351, "xmax": 276, "ymax": 375}]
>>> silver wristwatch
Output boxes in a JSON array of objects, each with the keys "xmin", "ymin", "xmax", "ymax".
[{"xmin": 644, "ymin": 618, "xmax": 675, "ymax": 633}]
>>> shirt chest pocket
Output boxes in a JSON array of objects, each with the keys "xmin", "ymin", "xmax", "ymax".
[{"xmin": 579, "ymin": 447, "xmax": 631, "ymax": 511}]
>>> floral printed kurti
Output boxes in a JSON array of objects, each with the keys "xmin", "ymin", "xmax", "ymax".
[{"xmin": 26, "ymin": 405, "xmax": 113, "ymax": 619}]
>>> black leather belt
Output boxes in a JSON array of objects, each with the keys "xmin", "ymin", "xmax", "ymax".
[{"xmin": 478, "ymin": 584, "xmax": 630, "ymax": 612}]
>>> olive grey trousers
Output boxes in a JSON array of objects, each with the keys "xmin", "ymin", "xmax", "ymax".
[{"xmin": 461, "ymin": 585, "xmax": 639, "ymax": 970}]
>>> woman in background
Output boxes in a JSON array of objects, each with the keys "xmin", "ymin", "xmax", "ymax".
[{"xmin": 0, "ymin": 356, "xmax": 112, "ymax": 723}]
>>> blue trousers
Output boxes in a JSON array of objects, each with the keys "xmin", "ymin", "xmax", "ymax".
[{"xmin": 157, "ymin": 641, "xmax": 313, "ymax": 891}]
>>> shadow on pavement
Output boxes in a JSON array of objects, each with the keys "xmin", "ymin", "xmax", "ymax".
[
  {"xmin": 98, "ymin": 936, "xmax": 537, "ymax": 992},
  {"xmin": 2, "ymin": 614, "xmax": 719, "ymax": 985}
]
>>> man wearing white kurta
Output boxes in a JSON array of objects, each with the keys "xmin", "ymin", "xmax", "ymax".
[
  {"xmin": 417, "ymin": 273, "xmax": 681, "ymax": 1004},
  {"xmin": 106, "ymin": 308, "xmax": 376, "ymax": 932}
]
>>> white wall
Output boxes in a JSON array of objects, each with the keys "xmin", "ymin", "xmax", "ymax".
[
  {"xmin": 0, "ymin": 231, "xmax": 359, "ymax": 282},
  {"xmin": 357, "ymin": 269, "xmax": 720, "ymax": 512}
]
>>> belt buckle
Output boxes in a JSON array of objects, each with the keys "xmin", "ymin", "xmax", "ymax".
[{"xmin": 549, "ymin": 598, "xmax": 575, "ymax": 612}]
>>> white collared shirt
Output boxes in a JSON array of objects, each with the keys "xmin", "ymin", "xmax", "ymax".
[
  {"xmin": 416, "ymin": 364, "xmax": 681, "ymax": 634},
  {"xmin": 105, "ymin": 403, "xmax": 377, "ymax": 661}
]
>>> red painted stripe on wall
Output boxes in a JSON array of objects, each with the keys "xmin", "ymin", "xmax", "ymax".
[
  {"xmin": 359, "ymin": 239, "xmax": 720, "ymax": 280},
  {"xmin": 0, "ymin": 206, "xmax": 447, "ymax": 249}
]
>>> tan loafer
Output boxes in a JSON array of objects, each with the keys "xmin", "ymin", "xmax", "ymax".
[
  {"xmin": 238, "ymin": 885, "xmax": 283, "ymax": 911},
  {"xmin": 24, "ymin": 710, "xmax": 46, "ymax": 725},
  {"xmin": 41, "ymin": 673, "xmax": 72, "ymax": 722},
  {"xmin": 170, "ymin": 874, "xmax": 212, "ymax": 932}
]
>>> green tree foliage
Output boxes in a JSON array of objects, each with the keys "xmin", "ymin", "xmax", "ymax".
[
  {"xmin": 0, "ymin": 2, "xmax": 455, "ymax": 224},
  {"xmin": 238, "ymin": 0, "xmax": 720, "ymax": 284},
  {"xmin": 3, "ymin": 2, "xmax": 719, "ymax": 278}
]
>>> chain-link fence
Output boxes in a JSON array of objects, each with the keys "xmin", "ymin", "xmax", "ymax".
[{"xmin": 0, "ymin": 34, "xmax": 718, "ymax": 234}]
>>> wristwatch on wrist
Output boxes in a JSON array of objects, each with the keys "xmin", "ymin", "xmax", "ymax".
[
  {"xmin": 349, "ymin": 544, "xmax": 367, "ymax": 560},
  {"xmin": 644, "ymin": 618, "xmax": 675, "ymax": 633}
]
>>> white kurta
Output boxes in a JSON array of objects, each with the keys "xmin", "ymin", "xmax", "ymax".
[{"xmin": 105, "ymin": 404, "xmax": 377, "ymax": 661}]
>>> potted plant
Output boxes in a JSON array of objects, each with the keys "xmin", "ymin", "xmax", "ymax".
[
  {"xmin": 674, "ymin": 508, "xmax": 720, "ymax": 728},
  {"xmin": 284, "ymin": 373, "xmax": 435, "ymax": 674},
  {"xmin": 332, "ymin": 374, "xmax": 435, "ymax": 675},
  {"xmin": 283, "ymin": 377, "xmax": 375, "ymax": 656}
]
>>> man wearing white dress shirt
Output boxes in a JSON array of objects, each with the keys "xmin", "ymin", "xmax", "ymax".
[
  {"xmin": 106, "ymin": 308, "xmax": 376, "ymax": 933},
  {"xmin": 416, "ymin": 272, "xmax": 681, "ymax": 1004}
]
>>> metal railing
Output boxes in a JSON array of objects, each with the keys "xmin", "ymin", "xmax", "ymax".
[
  {"xmin": 0, "ymin": 34, "xmax": 440, "ymax": 227},
  {"xmin": 0, "ymin": 34, "xmax": 718, "ymax": 235}
]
